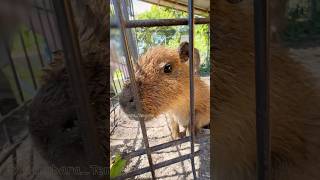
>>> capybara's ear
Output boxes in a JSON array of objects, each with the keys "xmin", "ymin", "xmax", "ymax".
[{"xmin": 178, "ymin": 41, "xmax": 189, "ymax": 63}]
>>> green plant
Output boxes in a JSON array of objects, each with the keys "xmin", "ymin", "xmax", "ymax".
[{"xmin": 110, "ymin": 153, "xmax": 127, "ymax": 179}]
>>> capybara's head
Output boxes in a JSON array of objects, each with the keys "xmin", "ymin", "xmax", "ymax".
[{"xmin": 119, "ymin": 42, "xmax": 192, "ymax": 120}]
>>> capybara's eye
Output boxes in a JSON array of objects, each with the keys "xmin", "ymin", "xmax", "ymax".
[{"xmin": 164, "ymin": 63, "xmax": 172, "ymax": 73}]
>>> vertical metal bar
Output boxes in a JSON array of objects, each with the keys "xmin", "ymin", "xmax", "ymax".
[
  {"xmin": 52, "ymin": 0, "xmax": 105, "ymax": 177},
  {"xmin": 116, "ymin": 63, "xmax": 127, "ymax": 88},
  {"xmin": 112, "ymin": 0, "xmax": 156, "ymax": 179},
  {"xmin": 188, "ymin": 0, "xmax": 197, "ymax": 179},
  {"xmin": 35, "ymin": 0, "xmax": 52, "ymax": 61},
  {"xmin": 3, "ymin": 40, "xmax": 25, "ymax": 102},
  {"xmin": 19, "ymin": 31, "xmax": 38, "ymax": 90},
  {"xmin": 28, "ymin": 13, "xmax": 45, "ymax": 67},
  {"xmin": 48, "ymin": 0, "xmax": 62, "ymax": 49},
  {"xmin": 254, "ymin": 0, "xmax": 270, "ymax": 179},
  {"xmin": 42, "ymin": 0, "xmax": 58, "ymax": 50},
  {"xmin": 112, "ymin": 78, "xmax": 119, "ymax": 94},
  {"xmin": 121, "ymin": 0, "xmax": 139, "ymax": 61}
]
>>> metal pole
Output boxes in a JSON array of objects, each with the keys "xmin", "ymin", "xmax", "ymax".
[
  {"xmin": 19, "ymin": 31, "xmax": 38, "ymax": 90},
  {"xmin": 188, "ymin": 0, "xmax": 197, "ymax": 179},
  {"xmin": 3, "ymin": 39, "xmax": 25, "ymax": 103},
  {"xmin": 254, "ymin": 0, "xmax": 270, "ymax": 179},
  {"xmin": 121, "ymin": 0, "xmax": 139, "ymax": 60},
  {"xmin": 112, "ymin": 0, "xmax": 156, "ymax": 179},
  {"xmin": 28, "ymin": 13, "xmax": 45, "ymax": 67},
  {"xmin": 35, "ymin": 0, "xmax": 52, "ymax": 62},
  {"xmin": 42, "ymin": 0, "xmax": 58, "ymax": 50}
]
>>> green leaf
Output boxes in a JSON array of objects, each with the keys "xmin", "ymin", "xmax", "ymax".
[{"xmin": 110, "ymin": 153, "xmax": 127, "ymax": 179}]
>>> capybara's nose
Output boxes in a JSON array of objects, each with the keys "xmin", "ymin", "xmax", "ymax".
[{"xmin": 119, "ymin": 84, "xmax": 136, "ymax": 114}]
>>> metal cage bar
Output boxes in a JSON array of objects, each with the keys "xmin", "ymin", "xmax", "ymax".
[
  {"xmin": 42, "ymin": 0, "xmax": 58, "ymax": 50},
  {"xmin": 112, "ymin": 0, "xmax": 157, "ymax": 178},
  {"xmin": 28, "ymin": 13, "xmax": 45, "ymax": 67},
  {"xmin": 254, "ymin": 0, "xmax": 270, "ymax": 179},
  {"xmin": 188, "ymin": 0, "xmax": 197, "ymax": 179},
  {"xmin": 34, "ymin": 0, "xmax": 52, "ymax": 62},
  {"xmin": 111, "ymin": 17, "xmax": 209, "ymax": 28},
  {"xmin": 19, "ymin": 31, "xmax": 38, "ymax": 90},
  {"xmin": 3, "ymin": 40, "xmax": 25, "ymax": 103}
]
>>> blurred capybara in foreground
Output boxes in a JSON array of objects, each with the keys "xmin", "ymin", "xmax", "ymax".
[
  {"xmin": 119, "ymin": 43, "xmax": 210, "ymax": 139},
  {"xmin": 213, "ymin": 0, "xmax": 320, "ymax": 179},
  {"xmin": 28, "ymin": 49, "xmax": 107, "ymax": 180}
]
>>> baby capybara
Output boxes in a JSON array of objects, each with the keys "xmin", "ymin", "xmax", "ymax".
[
  {"xmin": 119, "ymin": 43, "xmax": 210, "ymax": 139},
  {"xmin": 212, "ymin": 0, "xmax": 320, "ymax": 180}
]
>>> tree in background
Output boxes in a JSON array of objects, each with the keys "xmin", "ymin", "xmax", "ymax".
[{"xmin": 135, "ymin": 5, "xmax": 209, "ymax": 69}]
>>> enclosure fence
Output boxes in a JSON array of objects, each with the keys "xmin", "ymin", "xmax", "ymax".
[{"xmin": 0, "ymin": 0, "xmax": 271, "ymax": 180}]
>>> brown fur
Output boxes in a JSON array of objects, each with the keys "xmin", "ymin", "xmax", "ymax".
[
  {"xmin": 119, "ymin": 45, "xmax": 210, "ymax": 138},
  {"xmin": 212, "ymin": 1, "xmax": 320, "ymax": 179}
]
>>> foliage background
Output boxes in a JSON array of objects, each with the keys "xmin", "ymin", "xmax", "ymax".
[{"xmin": 134, "ymin": 5, "xmax": 210, "ymax": 76}]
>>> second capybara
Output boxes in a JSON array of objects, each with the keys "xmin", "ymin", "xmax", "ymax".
[
  {"xmin": 212, "ymin": 0, "xmax": 320, "ymax": 180},
  {"xmin": 119, "ymin": 42, "xmax": 210, "ymax": 139}
]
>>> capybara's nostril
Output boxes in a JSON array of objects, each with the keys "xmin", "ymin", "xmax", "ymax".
[{"xmin": 129, "ymin": 97, "xmax": 134, "ymax": 103}]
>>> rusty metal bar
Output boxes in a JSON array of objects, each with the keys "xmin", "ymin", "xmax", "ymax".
[
  {"xmin": 28, "ymin": 13, "xmax": 45, "ymax": 67},
  {"xmin": 122, "ymin": 136, "xmax": 190, "ymax": 160},
  {"xmin": 254, "ymin": 0, "xmax": 271, "ymax": 179},
  {"xmin": 0, "ymin": 100, "xmax": 31, "ymax": 125},
  {"xmin": 3, "ymin": 39, "xmax": 25, "ymax": 103},
  {"xmin": 121, "ymin": 0, "xmax": 139, "ymax": 60},
  {"xmin": 43, "ymin": 0, "xmax": 58, "ymax": 50},
  {"xmin": 112, "ymin": 0, "xmax": 156, "ymax": 179},
  {"xmin": 188, "ymin": 0, "xmax": 197, "ymax": 179},
  {"xmin": 35, "ymin": 0, "xmax": 52, "ymax": 61},
  {"xmin": 111, "ymin": 17, "xmax": 209, "ymax": 28},
  {"xmin": 0, "ymin": 132, "xmax": 28, "ymax": 166},
  {"xmin": 52, "ymin": 0, "xmax": 105, "ymax": 176},
  {"xmin": 19, "ymin": 31, "xmax": 38, "ymax": 90},
  {"xmin": 114, "ymin": 150, "xmax": 200, "ymax": 180}
]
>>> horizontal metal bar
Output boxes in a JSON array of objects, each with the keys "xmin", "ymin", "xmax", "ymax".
[
  {"xmin": 114, "ymin": 150, "xmax": 200, "ymax": 179},
  {"xmin": 122, "ymin": 136, "xmax": 190, "ymax": 160},
  {"xmin": 0, "ymin": 99, "xmax": 32, "ymax": 125},
  {"xmin": 111, "ymin": 17, "xmax": 209, "ymax": 28},
  {"xmin": 140, "ymin": 0, "xmax": 209, "ymax": 15},
  {"xmin": 0, "ymin": 133, "xmax": 28, "ymax": 166}
]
